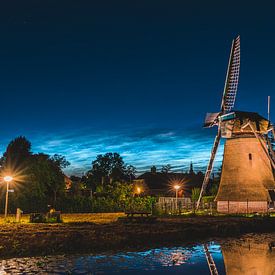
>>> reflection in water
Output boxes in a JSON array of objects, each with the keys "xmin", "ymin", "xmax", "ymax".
[
  {"xmin": 221, "ymin": 234, "xmax": 275, "ymax": 275},
  {"xmin": 0, "ymin": 233, "xmax": 274, "ymax": 274},
  {"xmin": 0, "ymin": 246, "xmax": 222, "ymax": 274}
]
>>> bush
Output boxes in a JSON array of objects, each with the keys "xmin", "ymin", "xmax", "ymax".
[
  {"xmin": 56, "ymin": 196, "xmax": 93, "ymax": 213},
  {"xmin": 1, "ymin": 181, "xmax": 157, "ymax": 214},
  {"xmin": 202, "ymin": 196, "xmax": 215, "ymax": 203}
]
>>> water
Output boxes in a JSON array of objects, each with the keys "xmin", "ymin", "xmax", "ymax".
[{"xmin": 0, "ymin": 233, "xmax": 274, "ymax": 274}]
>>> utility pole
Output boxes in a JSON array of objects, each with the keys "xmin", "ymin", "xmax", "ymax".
[{"xmin": 268, "ymin": 96, "xmax": 270, "ymax": 121}]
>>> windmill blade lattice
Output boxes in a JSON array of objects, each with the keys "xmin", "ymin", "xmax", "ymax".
[
  {"xmin": 196, "ymin": 36, "xmax": 240, "ymax": 210},
  {"xmin": 221, "ymin": 36, "xmax": 240, "ymax": 113}
]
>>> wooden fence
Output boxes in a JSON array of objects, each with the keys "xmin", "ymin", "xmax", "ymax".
[{"xmin": 155, "ymin": 197, "xmax": 216, "ymax": 214}]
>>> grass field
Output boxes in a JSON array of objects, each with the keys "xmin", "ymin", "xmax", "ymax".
[
  {"xmin": 1, "ymin": 211, "xmax": 274, "ymax": 224},
  {"xmin": 0, "ymin": 212, "xmax": 125, "ymax": 224}
]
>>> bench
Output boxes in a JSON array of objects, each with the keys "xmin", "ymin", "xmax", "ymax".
[
  {"xmin": 121, "ymin": 211, "xmax": 156, "ymax": 223},
  {"xmin": 125, "ymin": 211, "xmax": 151, "ymax": 217}
]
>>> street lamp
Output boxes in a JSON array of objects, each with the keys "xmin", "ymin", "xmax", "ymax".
[
  {"xmin": 136, "ymin": 187, "xmax": 141, "ymax": 196},
  {"xmin": 3, "ymin": 176, "xmax": 13, "ymax": 218},
  {"xmin": 174, "ymin": 184, "xmax": 180, "ymax": 209}
]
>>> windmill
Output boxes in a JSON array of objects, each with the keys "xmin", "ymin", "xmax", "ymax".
[{"xmin": 196, "ymin": 36, "xmax": 275, "ymax": 213}]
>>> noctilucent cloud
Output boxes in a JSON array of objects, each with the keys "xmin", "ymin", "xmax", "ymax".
[{"xmin": 0, "ymin": 1, "xmax": 274, "ymax": 175}]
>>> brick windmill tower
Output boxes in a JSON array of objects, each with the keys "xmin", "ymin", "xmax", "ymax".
[{"xmin": 197, "ymin": 36, "xmax": 275, "ymax": 213}]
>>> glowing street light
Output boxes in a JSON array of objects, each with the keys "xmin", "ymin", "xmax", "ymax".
[
  {"xmin": 136, "ymin": 187, "xmax": 141, "ymax": 196},
  {"xmin": 4, "ymin": 176, "xmax": 13, "ymax": 183},
  {"xmin": 3, "ymin": 176, "xmax": 13, "ymax": 218},
  {"xmin": 174, "ymin": 184, "xmax": 180, "ymax": 209}
]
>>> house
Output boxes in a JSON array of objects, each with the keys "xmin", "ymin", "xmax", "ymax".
[{"xmin": 134, "ymin": 166, "xmax": 206, "ymax": 197}]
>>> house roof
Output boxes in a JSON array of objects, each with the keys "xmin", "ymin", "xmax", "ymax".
[{"xmin": 137, "ymin": 172, "xmax": 205, "ymax": 196}]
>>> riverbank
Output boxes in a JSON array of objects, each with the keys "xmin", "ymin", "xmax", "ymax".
[{"xmin": 0, "ymin": 213, "xmax": 274, "ymax": 258}]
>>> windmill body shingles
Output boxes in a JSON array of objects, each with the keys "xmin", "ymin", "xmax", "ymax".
[{"xmin": 216, "ymin": 137, "xmax": 275, "ymax": 209}]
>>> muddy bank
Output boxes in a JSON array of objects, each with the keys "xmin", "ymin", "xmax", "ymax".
[{"xmin": 0, "ymin": 216, "xmax": 274, "ymax": 258}]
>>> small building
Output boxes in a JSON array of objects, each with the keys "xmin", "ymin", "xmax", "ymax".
[{"xmin": 135, "ymin": 170, "xmax": 205, "ymax": 198}]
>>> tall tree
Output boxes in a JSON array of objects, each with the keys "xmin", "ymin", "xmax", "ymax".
[
  {"xmin": 125, "ymin": 165, "xmax": 137, "ymax": 182},
  {"xmin": 28, "ymin": 153, "xmax": 69, "ymax": 207},
  {"xmin": 51, "ymin": 154, "xmax": 70, "ymax": 169},
  {"xmin": 0, "ymin": 136, "xmax": 32, "ymax": 170},
  {"xmin": 90, "ymin": 153, "xmax": 127, "ymax": 184},
  {"xmin": 0, "ymin": 136, "xmax": 69, "ymax": 211}
]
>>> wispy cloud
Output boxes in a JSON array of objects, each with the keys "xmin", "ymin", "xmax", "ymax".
[{"xmin": 0, "ymin": 126, "xmax": 223, "ymax": 176}]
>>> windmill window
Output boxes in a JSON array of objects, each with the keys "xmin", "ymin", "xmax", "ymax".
[{"xmin": 249, "ymin": 153, "xmax": 252, "ymax": 160}]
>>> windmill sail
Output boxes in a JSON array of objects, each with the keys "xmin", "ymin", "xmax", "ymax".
[
  {"xmin": 204, "ymin": 112, "xmax": 220, "ymax": 127},
  {"xmin": 196, "ymin": 36, "xmax": 240, "ymax": 210},
  {"xmin": 221, "ymin": 35, "xmax": 240, "ymax": 113},
  {"xmin": 196, "ymin": 129, "xmax": 221, "ymax": 209}
]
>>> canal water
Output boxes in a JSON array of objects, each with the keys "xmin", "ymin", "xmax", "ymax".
[{"xmin": 0, "ymin": 233, "xmax": 274, "ymax": 274}]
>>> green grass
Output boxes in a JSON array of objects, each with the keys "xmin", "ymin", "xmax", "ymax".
[
  {"xmin": 0, "ymin": 213, "xmax": 125, "ymax": 224},
  {"xmin": 0, "ymin": 211, "xmax": 274, "ymax": 224}
]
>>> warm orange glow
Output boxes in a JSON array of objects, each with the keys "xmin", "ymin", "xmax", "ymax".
[
  {"xmin": 137, "ymin": 187, "xmax": 141, "ymax": 194},
  {"xmin": 174, "ymin": 184, "xmax": 180, "ymax": 190},
  {"xmin": 3, "ymin": 176, "xmax": 13, "ymax": 182},
  {"xmin": 168, "ymin": 177, "xmax": 188, "ymax": 195},
  {"xmin": 1, "ymin": 164, "xmax": 27, "ymax": 186}
]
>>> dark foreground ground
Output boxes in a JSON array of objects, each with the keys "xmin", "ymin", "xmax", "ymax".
[{"xmin": 0, "ymin": 214, "xmax": 275, "ymax": 258}]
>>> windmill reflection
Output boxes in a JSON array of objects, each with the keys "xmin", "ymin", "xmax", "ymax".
[{"xmin": 221, "ymin": 236, "xmax": 275, "ymax": 275}]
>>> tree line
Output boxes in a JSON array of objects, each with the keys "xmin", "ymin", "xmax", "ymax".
[
  {"xmin": 0, "ymin": 136, "xmax": 154, "ymax": 213},
  {"xmin": 0, "ymin": 136, "xmax": 219, "ymax": 213}
]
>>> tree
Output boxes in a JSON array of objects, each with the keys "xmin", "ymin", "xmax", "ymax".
[
  {"xmin": 68, "ymin": 175, "xmax": 88, "ymax": 196},
  {"xmin": 28, "ymin": 153, "xmax": 68, "ymax": 207},
  {"xmin": 0, "ymin": 136, "xmax": 32, "ymax": 170},
  {"xmin": 51, "ymin": 154, "xmax": 70, "ymax": 169},
  {"xmin": 82, "ymin": 173, "xmax": 97, "ymax": 192},
  {"xmin": 125, "ymin": 165, "xmax": 136, "ymax": 182},
  {"xmin": 161, "ymin": 164, "xmax": 172, "ymax": 173},
  {"xmin": 0, "ymin": 136, "xmax": 70, "ymax": 212},
  {"xmin": 90, "ymin": 153, "xmax": 127, "ymax": 185}
]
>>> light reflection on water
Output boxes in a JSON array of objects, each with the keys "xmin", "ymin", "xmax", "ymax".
[
  {"xmin": 1, "ymin": 233, "xmax": 275, "ymax": 274},
  {"xmin": 0, "ymin": 244, "xmax": 225, "ymax": 274}
]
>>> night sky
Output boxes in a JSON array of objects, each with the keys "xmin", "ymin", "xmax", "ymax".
[{"xmin": 0, "ymin": 1, "xmax": 275, "ymax": 175}]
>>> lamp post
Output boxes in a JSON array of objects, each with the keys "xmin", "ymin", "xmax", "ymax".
[
  {"xmin": 3, "ymin": 176, "xmax": 13, "ymax": 218},
  {"xmin": 174, "ymin": 184, "xmax": 180, "ymax": 210}
]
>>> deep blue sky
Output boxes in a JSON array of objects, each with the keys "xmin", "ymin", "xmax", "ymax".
[{"xmin": 0, "ymin": 1, "xmax": 274, "ymax": 175}]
